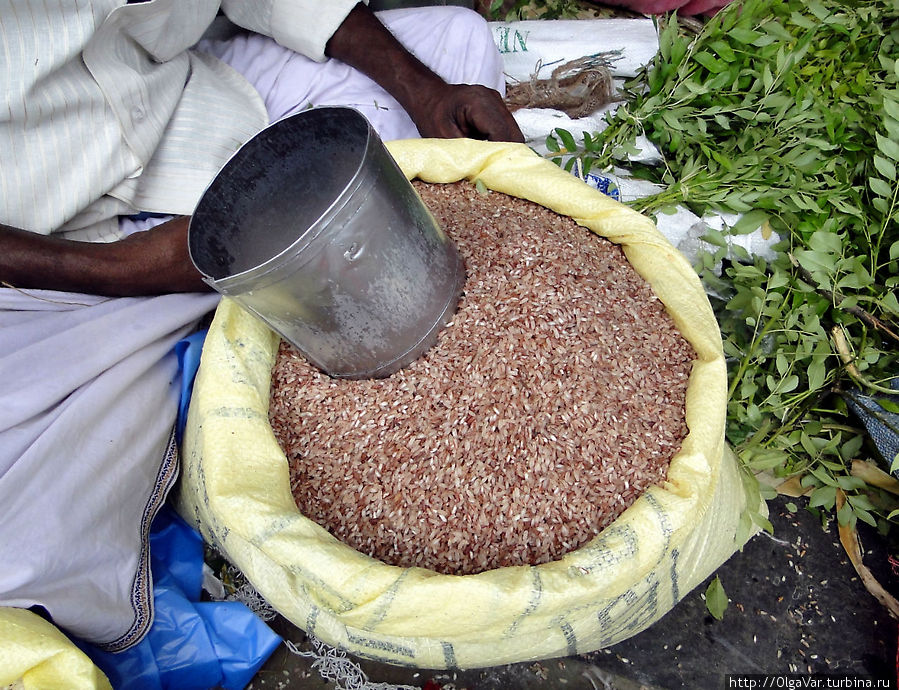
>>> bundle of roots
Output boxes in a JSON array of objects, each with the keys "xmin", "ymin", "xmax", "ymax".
[{"xmin": 504, "ymin": 52, "xmax": 622, "ymax": 118}]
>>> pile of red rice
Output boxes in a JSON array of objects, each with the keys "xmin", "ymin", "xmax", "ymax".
[{"xmin": 269, "ymin": 181, "xmax": 694, "ymax": 575}]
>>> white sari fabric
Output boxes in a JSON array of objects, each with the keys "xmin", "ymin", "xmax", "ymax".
[
  {"xmin": 0, "ymin": 290, "xmax": 220, "ymax": 650},
  {"xmin": 0, "ymin": 7, "xmax": 506, "ymax": 650}
]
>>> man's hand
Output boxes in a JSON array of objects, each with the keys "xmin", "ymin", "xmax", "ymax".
[
  {"xmin": 405, "ymin": 82, "xmax": 524, "ymax": 142},
  {"xmin": 0, "ymin": 216, "xmax": 212, "ymax": 297},
  {"xmin": 326, "ymin": 4, "xmax": 524, "ymax": 143}
]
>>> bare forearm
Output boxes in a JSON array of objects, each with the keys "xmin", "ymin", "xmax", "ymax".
[
  {"xmin": 325, "ymin": 4, "xmax": 523, "ymax": 142},
  {"xmin": 325, "ymin": 4, "xmax": 442, "ymax": 119},
  {"xmin": 0, "ymin": 217, "xmax": 211, "ymax": 297}
]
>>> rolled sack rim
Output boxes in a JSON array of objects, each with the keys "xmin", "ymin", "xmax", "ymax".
[{"xmin": 181, "ymin": 139, "xmax": 729, "ymax": 664}]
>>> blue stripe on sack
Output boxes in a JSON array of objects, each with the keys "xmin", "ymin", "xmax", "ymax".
[
  {"xmin": 345, "ymin": 632, "xmax": 416, "ymax": 659},
  {"xmin": 442, "ymin": 641, "xmax": 458, "ymax": 669},
  {"xmin": 560, "ymin": 619, "xmax": 578, "ymax": 657},
  {"xmin": 363, "ymin": 570, "xmax": 411, "ymax": 630},
  {"xmin": 507, "ymin": 567, "xmax": 544, "ymax": 636},
  {"xmin": 670, "ymin": 548, "xmax": 680, "ymax": 603}
]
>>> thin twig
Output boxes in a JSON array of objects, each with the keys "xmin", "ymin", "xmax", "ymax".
[
  {"xmin": 789, "ymin": 253, "xmax": 899, "ymax": 344},
  {"xmin": 1, "ymin": 281, "xmax": 104, "ymax": 307},
  {"xmin": 831, "ymin": 326, "xmax": 899, "ymax": 396}
]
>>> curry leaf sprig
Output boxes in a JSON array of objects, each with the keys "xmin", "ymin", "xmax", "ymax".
[{"xmin": 549, "ymin": 0, "xmax": 899, "ymax": 532}]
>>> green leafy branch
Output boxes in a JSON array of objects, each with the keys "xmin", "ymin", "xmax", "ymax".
[{"xmin": 547, "ymin": 0, "xmax": 899, "ymax": 534}]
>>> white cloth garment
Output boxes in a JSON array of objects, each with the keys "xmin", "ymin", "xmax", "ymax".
[
  {"xmin": 0, "ymin": 4, "xmax": 507, "ymax": 651},
  {"xmin": 202, "ymin": 7, "xmax": 507, "ymax": 140},
  {"xmin": 0, "ymin": 0, "xmax": 358, "ymax": 241},
  {"xmin": 0, "ymin": 289, "xmax": 220, "ymax": 650}
]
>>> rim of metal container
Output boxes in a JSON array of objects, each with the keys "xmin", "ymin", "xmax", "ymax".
[{"xmin": 188, "ymin": 107, "xmax": 373, "ymax": 289}]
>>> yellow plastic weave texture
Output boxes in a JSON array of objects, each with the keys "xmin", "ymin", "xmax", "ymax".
[{"xmin": 177, "ymin": 139, "xmax": 746, "ymax": 669}]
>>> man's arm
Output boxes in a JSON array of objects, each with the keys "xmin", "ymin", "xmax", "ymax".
[
  {"xmin": 2, "ymin": 4, "xmax": 522, "ymax": 299},
  {"xmin": 0, "ymin": 217, "xmax": 211, "ymax": 297},
  {"xmin": 324, "ymin": 4, "xmax": 524, "ymax": 143}
]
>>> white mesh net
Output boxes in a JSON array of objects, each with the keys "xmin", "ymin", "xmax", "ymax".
[{"xmin": 284, "ymin": 636, "xmax": 420, "ymax": 690}]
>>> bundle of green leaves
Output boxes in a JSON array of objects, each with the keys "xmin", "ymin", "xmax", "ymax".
[{"xmin": 548, "ymin": 0, "xmax": 899, "ymax": 534}]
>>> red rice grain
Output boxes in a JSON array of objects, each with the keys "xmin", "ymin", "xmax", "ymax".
[{"xmin": 269, "ymin": 181, "xmax": 695, "ymax": 575}]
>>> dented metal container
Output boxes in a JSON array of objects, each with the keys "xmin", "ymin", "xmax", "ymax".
[{"xmin": 189, "ymin": 106, "xmax": 464, "ymax": 379}]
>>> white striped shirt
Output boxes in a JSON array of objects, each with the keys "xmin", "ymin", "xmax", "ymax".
[{"xmin": 1, "ymin": 0, "xmax": 360, "ymax": 241}]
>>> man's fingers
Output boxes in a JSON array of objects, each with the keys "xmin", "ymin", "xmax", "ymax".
[
  {"xmin": 413, "ymin": 84, "xmax": 524, "ymax": 143},
  {"xmin": 479, "ymin": 109, "xmax": 525, "ymax": 143},
  {"xmin": 455, "ymin": 87, "xmax": 525, "ymax": 143}
]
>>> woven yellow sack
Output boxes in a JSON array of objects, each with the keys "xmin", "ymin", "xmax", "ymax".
[
  {"xmin": 0, "ymin": 607, "xmax": 111, "ymax": 689},
  {"xmin": 178, "ymin": 139, "xmax": 750, "ymax": 669}
]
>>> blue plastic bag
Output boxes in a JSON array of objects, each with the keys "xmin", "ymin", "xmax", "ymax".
[
  {"xmin": 77, "ymin": 328, "xmax": 281, "ymax": 688},
  {"xmin": 80, "ymin": 508, "xmax": 282, "ymax": 689},
  {"xmin": 174, "ymin": 329, "xmax": 208, "ymax": 445},
  {"xmin": 843, "ymin": 377, "xmax": 899, "ymax": 476}
]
